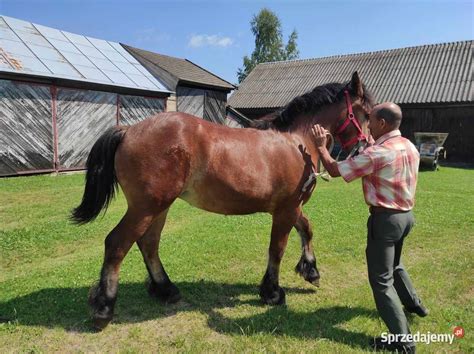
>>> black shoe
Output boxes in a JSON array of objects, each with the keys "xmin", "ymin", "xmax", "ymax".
[
  {"xmin": 405, "ymin": 302, "xmax": 429, "ymax": 317},
  {"xmin": 370, "ymin": 337, "xmax": 416, "ymax": 353}
]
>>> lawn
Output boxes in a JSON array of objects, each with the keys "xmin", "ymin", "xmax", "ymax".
[{"xmin": 0, "ymin": 167, "xmax": 472, "ymax": 353}]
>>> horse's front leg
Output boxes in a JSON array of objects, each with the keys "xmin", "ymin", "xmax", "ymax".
[
  {"xmin": 294, "ymin": 212, "xmax": 320, "ymax": 286},
  {"xmin": 259, "ymin": 208, "xmax": 300, "ymax": 305}
]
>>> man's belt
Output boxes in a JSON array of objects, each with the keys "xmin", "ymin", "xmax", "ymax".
[{"xmin": 369, "ymin": 206, "xmax": 410, "ymax": 214}]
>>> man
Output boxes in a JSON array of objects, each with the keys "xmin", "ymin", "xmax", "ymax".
[{"xmin": 312, "ymin": 102, "xmax": 428, "ymax": 353}]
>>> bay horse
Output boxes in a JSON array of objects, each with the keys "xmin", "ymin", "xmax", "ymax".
[{"xmin": 72, "ymin": 71, "xmax": 373, "ymax": 330}]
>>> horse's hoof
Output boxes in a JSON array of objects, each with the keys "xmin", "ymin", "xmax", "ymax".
[
  {"xmin": 162, "ymin": 286, "xmax": 181, "ymax": 304},
  {"xmin": 148, "ymin": 279, "xmax": 181, "ymax": 304},
  {"xmin": 260, "ymin": 287, "xmax": 286, "ymax": 306},
  {"xmin": 295, "ymin": 258, "xmax": 320, "ymax": 286},
  {"xmin": 88, "ymin": 283, "xmax": 115, "ymax": 330},
  {"xmin": 92, "ymin": 315, "xmax": 112, "ymax": 331},
  {"xmin": 306, "ymin": 268, "xmax": 320, "ymax": 287}
]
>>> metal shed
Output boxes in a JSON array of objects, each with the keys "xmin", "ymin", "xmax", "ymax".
[
  {"xmin": 122, "ymin": 44, "xmax": 235, "ymax": 124},
  {"xmin": 229, "ymin": 41, "xmax": 474, "ymax": 161},
  {"xmin": 0, "ymin": 15, "xmax": 170, "ymax": 177}
]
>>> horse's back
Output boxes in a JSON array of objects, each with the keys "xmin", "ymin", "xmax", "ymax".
[
  {"xmin": 122, "ymin": 111, "xmax": 275, "ymax": 161},
  {"xmin": 115, "ymin": 112, "xmax": 306, "ymax": 215}
]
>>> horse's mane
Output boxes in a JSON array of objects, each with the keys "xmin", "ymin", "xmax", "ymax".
[{"xmin": 251, "ymin": 81, "xmax": 374, "ymax": 131}]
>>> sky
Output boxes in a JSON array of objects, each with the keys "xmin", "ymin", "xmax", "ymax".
[{"xmin": 1, "ymin": 0, "xmax": 472, "ymax": 86}]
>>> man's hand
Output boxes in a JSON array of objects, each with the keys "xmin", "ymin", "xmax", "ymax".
[
  {"xmin": 311, "ymin": 124, "xmax": 341, "ymax": 178},
  {"xmin": 312, "ymin": 124, "xmax": 329, "ymax": 148}
]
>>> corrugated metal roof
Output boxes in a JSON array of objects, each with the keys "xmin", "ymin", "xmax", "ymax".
[
  {"xmin": 0, "ymin": 15, "xmax": 169, "ymax": 93},
  {"xmin": 228, "ymin": 41, "xmax": 473, "ymax": 108},
  {"xmin": 123, "ymin": 44, "xmax": 235, "ymax": 91}
]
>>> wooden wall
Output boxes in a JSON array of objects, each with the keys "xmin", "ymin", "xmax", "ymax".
[
  {"xmin": 176, "ymin": 86, "xmax": 204, "ymax": 118},
  {"xmin": 0, "ymin": 80, "xmax": 54, "ymax": 175},
  {"xmin": 176, "ymin": 86, "xmax": 227, "ymax": 124},
  {"xmin": 203, "ymin": 90, "xmax": 227, "ymax": 124},
  {"xmin": 57, "ymin": 89, "xmax": 116, "ymax": 169},
  {"xmin": 119, "ymin": 94, "xmax": 165, "ymax": 125},
  {"xmin": 400, "ymin": 104, "xmax": 474, "ymax": 161},
  {"xmin": 236, "ymin": 108, "xmax": 275, "ymax": 121},
  {"xmin": 235, "ymin": 104, "xmax": 474, "ymax": 162},
  {"xmin": 0, "ymin": 79, "xmax": 166, "ymax": 176}
]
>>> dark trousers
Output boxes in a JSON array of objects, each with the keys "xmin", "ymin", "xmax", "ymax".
[{"xmin": 366, "ymin": 210, "xmax": 421, "ymax": 335}]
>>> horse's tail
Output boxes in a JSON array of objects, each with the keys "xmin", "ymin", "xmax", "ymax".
[{"xmin": 70, "ymin": 126, "xmax": 127, "ymax": 224}]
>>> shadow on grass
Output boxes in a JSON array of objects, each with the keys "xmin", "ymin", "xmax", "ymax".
[
  {"xmin": 418, "ymin": 161, "xmax": 474, "ymax": 172},
  {"xmin": 0, "ymin": 281, "xmax": 376, "ymax": 349},
  {"xmin": 439, "ymin": 161, "xmax": 474, "ymax": 170}
]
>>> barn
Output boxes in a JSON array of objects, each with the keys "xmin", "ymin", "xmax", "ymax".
[
  {"xmin": 0, "ymin": 15, "xmax": 174, "ymax": 177},
  {"xmin": 228, "ymin": 40, "xmax": 474, "ymax": 161},
  {"xmin": 123, "ymin": 45, "xmax": 235, "ymax": 124}
]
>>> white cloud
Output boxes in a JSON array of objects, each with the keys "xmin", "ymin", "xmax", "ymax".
[{"xmin": 188, "ymin": 34, "xmax": 233, "ymax": 48}]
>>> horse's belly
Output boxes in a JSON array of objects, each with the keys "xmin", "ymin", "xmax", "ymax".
[{"xmin": 179, "ymin": 180, "xmax": 273, "ymax": 215}]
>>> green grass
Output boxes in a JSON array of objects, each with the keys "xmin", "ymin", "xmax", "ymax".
[{"xmin": 0, "ymin": 167, "xmax": 472, "ymax": 353}]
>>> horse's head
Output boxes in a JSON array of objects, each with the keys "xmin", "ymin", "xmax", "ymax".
[{"xmin": 332, "ymin": 71, "xmax": 374, "ymax": 156}]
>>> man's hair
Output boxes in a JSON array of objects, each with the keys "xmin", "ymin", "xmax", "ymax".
[{"xmin": 374, "ymin": 105, "xmax": 402, "ymax": 128}]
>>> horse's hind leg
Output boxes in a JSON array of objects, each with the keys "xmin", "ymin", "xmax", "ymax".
[
  {"xmin": 294, "ymin": 212, "xmax": 320, "ymax": 286},
  {"xmin": 89, "ymin": 210, "xmax": 153, "ymax": 330},
  {"xmin": 259, "ymin": 208, "xmax": 300, "ymax": 305},
  {"xmin": 137, "ymin": 208, "xmax": 181, "ymax": 303}
]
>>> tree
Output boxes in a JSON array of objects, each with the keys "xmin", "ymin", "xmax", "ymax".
[{"xmin": 237, "ymin": 8, "xmax": 299, "ymax": 83}]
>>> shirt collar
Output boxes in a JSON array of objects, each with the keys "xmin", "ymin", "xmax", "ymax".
[{"xmin": 374, "ymin": 129, "xmax": 401, "ymax": 145}]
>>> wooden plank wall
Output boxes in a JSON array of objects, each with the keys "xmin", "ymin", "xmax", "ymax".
[
  {"xmin": 204, "ymin": 90, "xmax": 226, "ymax": 124},
  {"xmin": 177, "ymin": 86, "xmax": 227, "ymax": 124},
  {"xmin": 237, "ymin": 104, "xmax": 474, "ymax": 162},
  {"xmin": 400, "ymin": 104, "xmax": 474, "ymax": 161},
  {"xmin": 0, "ymin": 79, "xmax": 167, "ymax": 176},
  {"xmin": 176, "ymin": 86, "xmax": 204, "ymax": 118},
  {"xmin": 57, "ymin": 88, "xmax": 116, "ymax": 169},
  {"xmin": 119, "ymin": 95, "xmax": 165, "ymax": 125},
  {"xmin": 0, "ymin": 80, "xmax": 54, "ymax": 175}
]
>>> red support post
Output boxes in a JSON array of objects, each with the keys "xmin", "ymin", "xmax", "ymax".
[
  {"xmin": 51, "ymin": 86, "xmax": 59, "ymax": 171},
  {"xmin": 116, "ymin": 94, "xmax": 120, "ymax": 126}
]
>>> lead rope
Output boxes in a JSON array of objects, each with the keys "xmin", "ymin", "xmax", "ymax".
[
  {"xmin": 301, "ymin": 133, "xmax": 335, "ymax": 192},
  {"xmin": 301, "ymin": 132, "xmax": 369, "ymax": 193}
]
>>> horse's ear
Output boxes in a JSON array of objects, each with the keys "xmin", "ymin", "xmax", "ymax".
[{"xmin": 351, "ymin": 71, "xmax": 364, "ymax": 98}]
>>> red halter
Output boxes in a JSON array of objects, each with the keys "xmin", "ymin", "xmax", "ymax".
[{"xmin": 335, "ymin": 90, "xmax": 367, "ymax": 150}]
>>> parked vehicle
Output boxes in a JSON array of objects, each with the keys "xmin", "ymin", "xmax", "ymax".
[{"xmin": 414, "ymin": 132, "xmax": 449, "ymax": 170}]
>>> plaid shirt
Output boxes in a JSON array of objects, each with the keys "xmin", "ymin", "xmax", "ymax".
[{"xmin": 337, "ymin": 130, "xmax": 420, "ymax": 211}]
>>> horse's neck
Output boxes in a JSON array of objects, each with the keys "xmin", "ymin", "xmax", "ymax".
[
  {"xmin": 291, "ymin": 115, "xmax": 334, "ymax": 155},
  {"xmin": 291, "ymin": 112, "xmax": 336, "ymax": 170}
]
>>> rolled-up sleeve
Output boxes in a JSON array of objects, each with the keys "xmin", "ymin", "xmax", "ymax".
[
  {"xmin": 337, "ymin": 154, "xmax": 374, "ymax": 182},
  {"xmin": 337, "ymin": 146, "xmax": 396, "ymax": 182}
]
